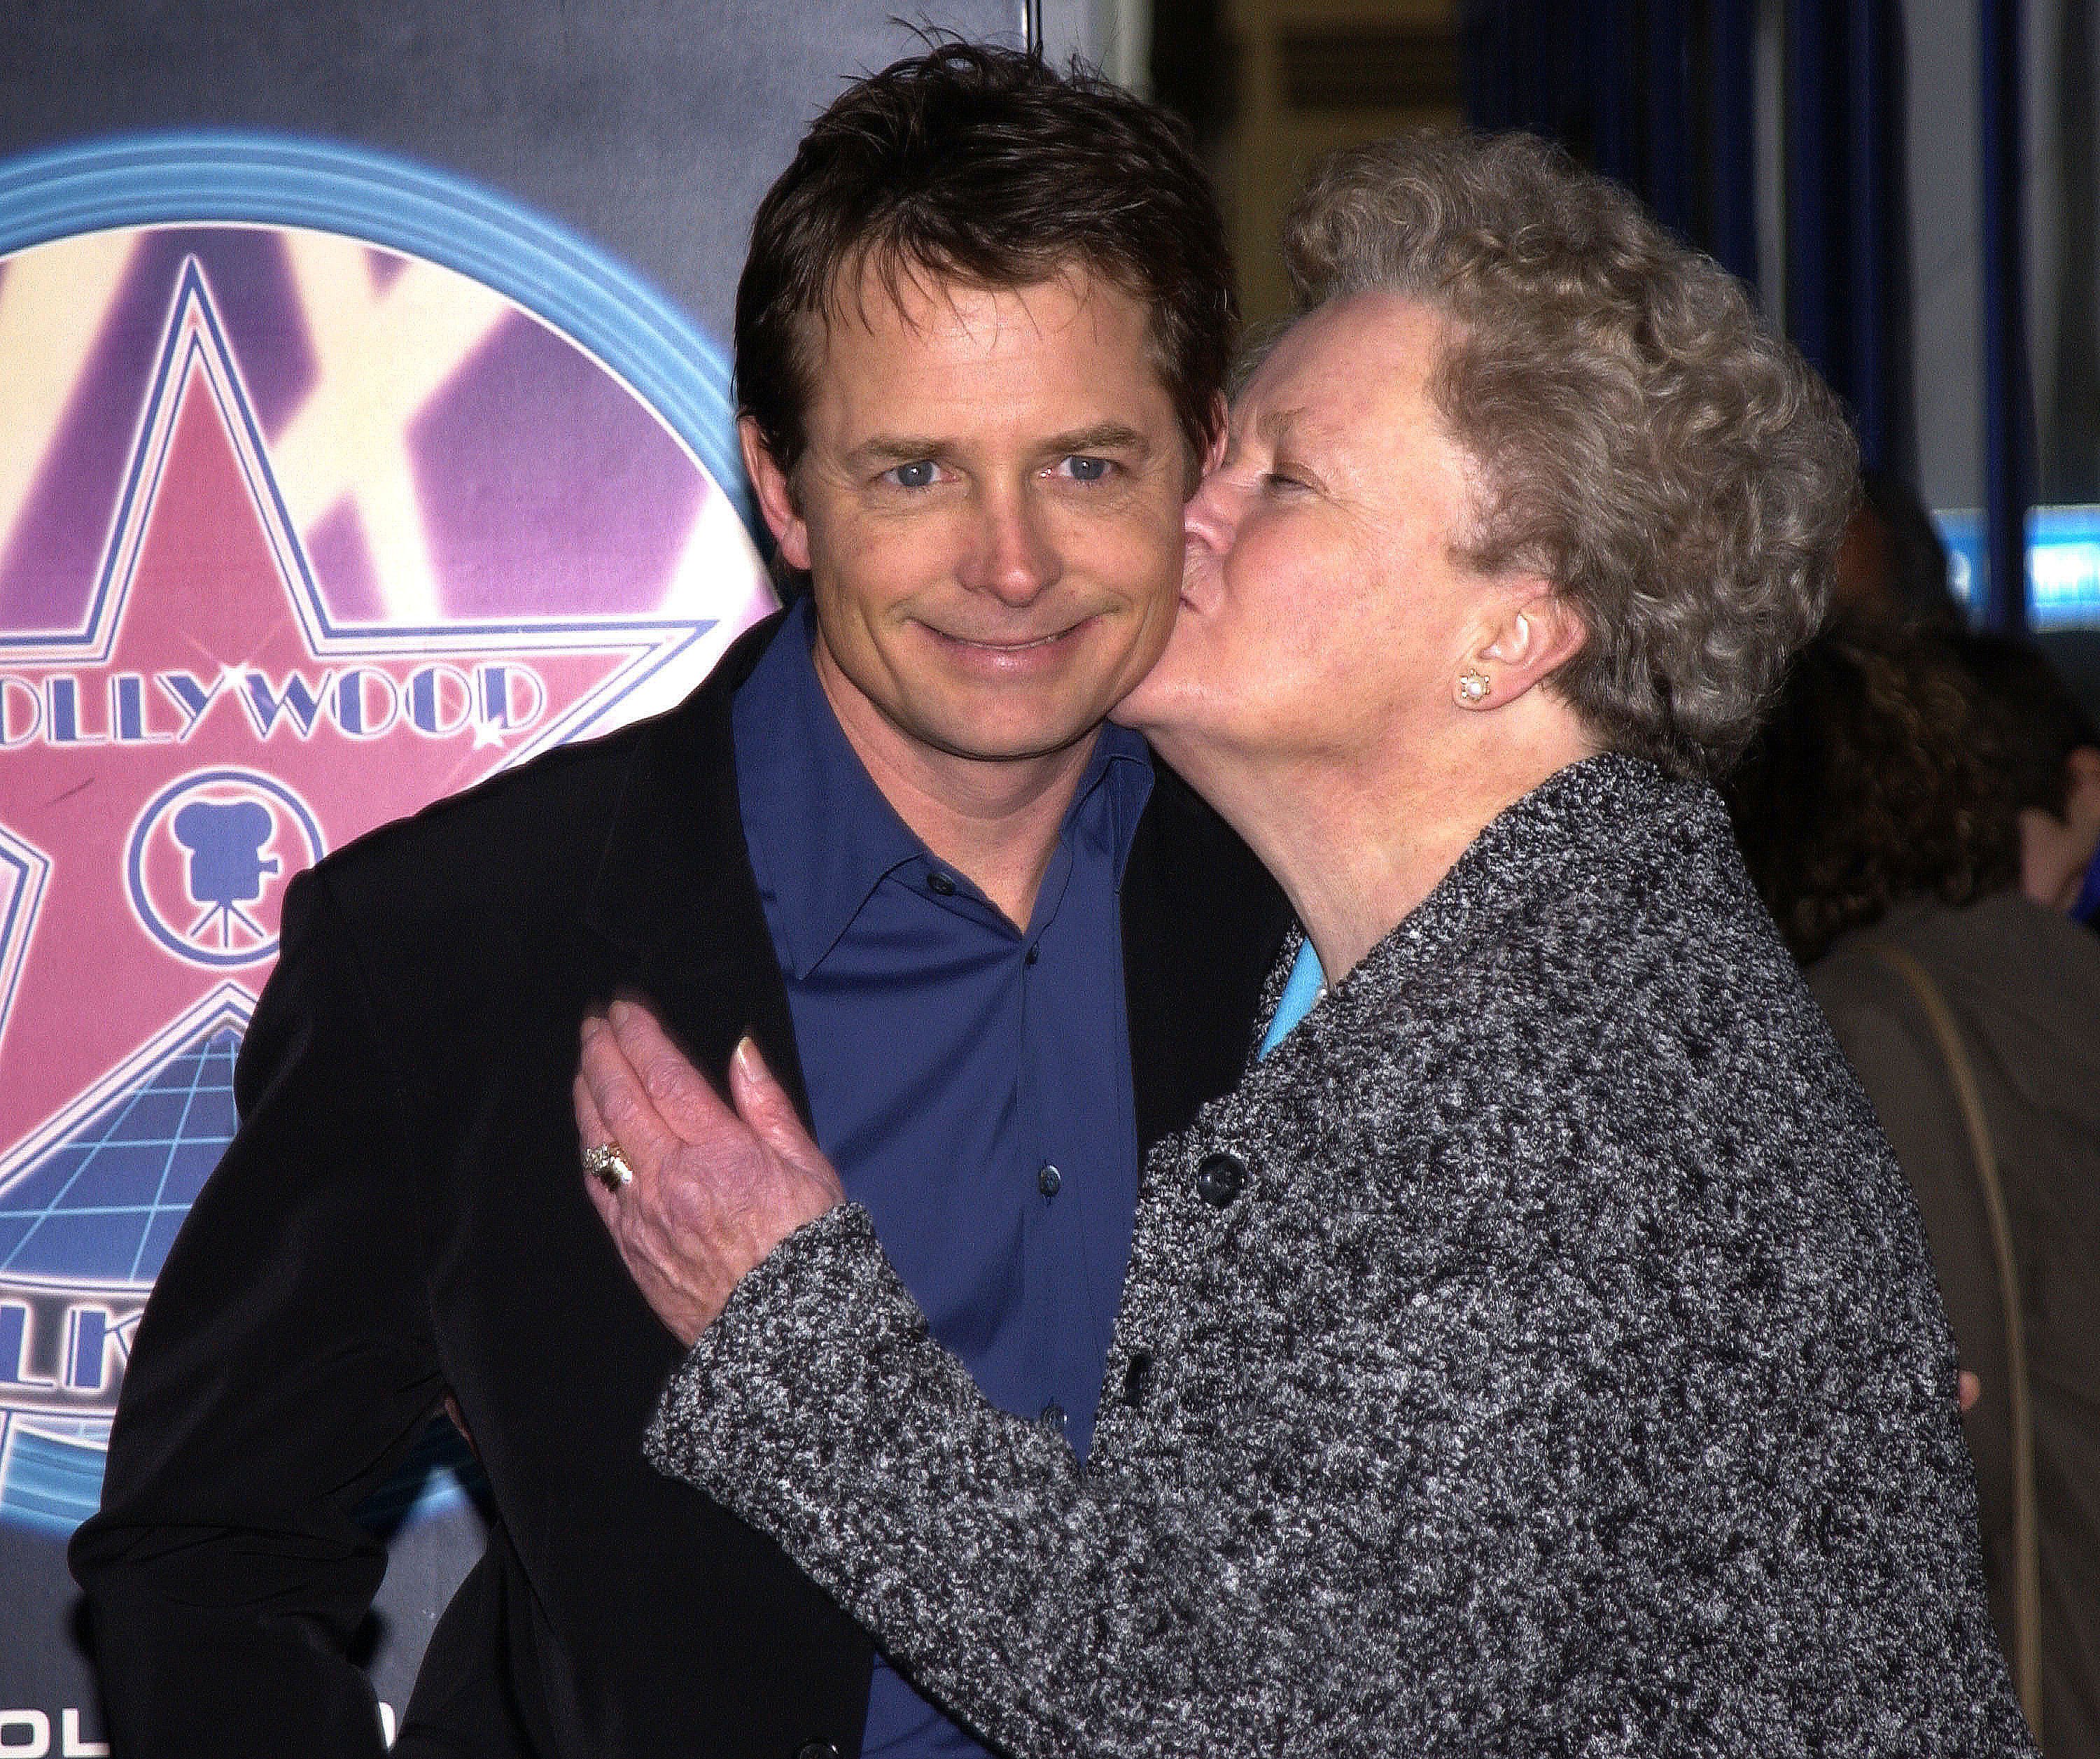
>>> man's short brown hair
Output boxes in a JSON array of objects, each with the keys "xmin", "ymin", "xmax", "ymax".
[{"xmin": 735, "ymin": 42, "xmax": 1235, "ymax": 483}]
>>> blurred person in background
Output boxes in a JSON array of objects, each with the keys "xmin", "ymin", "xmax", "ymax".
[
  {"xmin": 1956, "ymin": 632, "xmax": 2100, "ymax": 926},
  {"xmin": 1727, "ymin": 618, "xmax": 2100, "ymax": 1759},
  {"xmin": 1832, "ymin": 467, "xmax": 1968, "ymax": 629},
  {"xmin": 1826, "ymin": 457, "xmax": 2100, "ymax": 927}
]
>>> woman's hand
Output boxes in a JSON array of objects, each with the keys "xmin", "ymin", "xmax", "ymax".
[{"xmin": 575, "ymin": 999, "xmax": 844, "ymax": 1347}]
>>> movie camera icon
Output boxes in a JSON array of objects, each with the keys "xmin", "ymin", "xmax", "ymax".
[
  {"xmin": 174, "ymin": 799, "xmax": 277, "ymax": 944},
  {"xmin": 126, "ymin": 771, "xmax": 325, "ymax": 968}
]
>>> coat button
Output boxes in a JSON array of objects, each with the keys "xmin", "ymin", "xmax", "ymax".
[
  {"xmin": 926, "ymin": 871, "xmax": 957, "ymax": 896},
  {"xmin": 1194, "ymin": 1151, "xmax": 1247, "ymax": 1207},
  {"xmin": 1037, "ymin": 1163, "xmax": 1062, "ymax": 1197},
  {"xmin": 794, "ymin": 1744, "xmax": 841, "ymax": 1759}
]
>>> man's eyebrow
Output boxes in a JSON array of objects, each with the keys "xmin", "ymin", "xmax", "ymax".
[
  {"xmin": 843, "ymin": 436, "xmax": 954, "ymax": 471},
  {"xmin": 1042, "ymin": 423, "xmax": 1155, "ymax": 458}
]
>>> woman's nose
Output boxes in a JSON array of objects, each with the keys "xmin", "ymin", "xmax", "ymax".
[{"xmin": 1182, "ymin": 469, "xmax": 1239, "ymax": 555}]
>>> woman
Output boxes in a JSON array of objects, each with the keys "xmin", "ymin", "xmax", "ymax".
[
  {"xmin": 1726, "ymin": 619, "xmax": 2100, "ymax": 1758},
  {"xmin": 580, "ymin": 134, "xmax": 2032, "ymax": 1755}
]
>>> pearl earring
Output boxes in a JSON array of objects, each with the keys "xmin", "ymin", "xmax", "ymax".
[{"xmin": 1456, "ymin": 670, "xmax": 1490, "ymax": 705}]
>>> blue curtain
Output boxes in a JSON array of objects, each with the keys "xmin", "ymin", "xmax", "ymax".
[
  {"xmin": 1463, "ymin": 0, "xmax": 2046, "ymax": 634},
  {"xmin": 1460, "ymin": 2, "xmax": 1917, "ymax": 489},
  {"xmin": 1980, "ymin": 0, "xmax": 2033, "ymax": 633},
  {"xmin": 1462, "ymin": 0, "xmax": 1758, "ymax": 287}
]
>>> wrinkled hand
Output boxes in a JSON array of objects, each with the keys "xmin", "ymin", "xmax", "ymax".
[{"xmin": 576, "ymin": 999, "xmax": 844, "ymax": 1347}]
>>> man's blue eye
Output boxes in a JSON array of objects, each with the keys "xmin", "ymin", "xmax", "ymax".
[
  {"xmin": 891, "ymin": 461, "xmax": 937, "ymax": 489},
  {"xmin": 1066, "ymin": 457, "xmax": 1110, "ymax": 482}
]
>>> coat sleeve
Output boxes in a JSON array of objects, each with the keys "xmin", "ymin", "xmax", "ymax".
[
  {"xmin": 647, "ymin": 1204, "xmax": 1163, "ymax": 1759},
  {"xmin": 69, "ymin": 869, "xmax": 445, "ymax": 1759},
  {"xmin": 648, "ymin": 1162, "xmax": 2033, "ymax": 1759}
]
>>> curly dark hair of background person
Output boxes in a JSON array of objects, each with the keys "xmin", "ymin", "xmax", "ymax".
[
  {"xmin": 1953, "ymin": 630, "xmax": 2100, "ymax": 819},
  {"xmin": 1723, "ymin": 618, "xmax": 2022, "ymax": 965}
]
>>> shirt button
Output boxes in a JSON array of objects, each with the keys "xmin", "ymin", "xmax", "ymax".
[
  {"xmin": 1025, "ymin": 945, "xmax": 1040, "ymax": 966},
  {"xmin": 1194, "ymin": 1151, "xmax": 1247, "ymax": 1207},
  {"xmin": 1037, "ymin": 1163, "xmax": 1062, "ymax": 1197},
  {"xmin": 925, "ymin": 871, "xmax": 956, "ymax": 897},
  {"xmin": 1040, "ymin": 1399, "xmax": 1068, "ymax": 1434}
]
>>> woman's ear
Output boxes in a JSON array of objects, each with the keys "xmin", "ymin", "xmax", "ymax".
[
  {"xmin": 738, "ymin": 415, "xmax": 811, "ymax": 573},
  {"xmin": 1465, "ymin": 592, "xmax": 1587, "ymax": 706}
]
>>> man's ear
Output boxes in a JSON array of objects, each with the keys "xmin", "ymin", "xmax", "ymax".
[
  {"xmin": 1466, "ymin": 590, "xmax": 1587, "ymax": 705},
  {"xmin": 738, "ymin": 415, "xmax": 810, "ymax": 573},
  {"xmin": 2022, "ymin": 745, "xmax": 2100, "ymax": 911},
  {"xmin": 1203, "ymin": 393, "xmax": 1229, "ymax": 475}
]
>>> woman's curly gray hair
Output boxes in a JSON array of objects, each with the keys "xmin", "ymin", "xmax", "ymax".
[{"xmin": 1284, "ymin": 131, "xmax": 1858, "ymax": 778}]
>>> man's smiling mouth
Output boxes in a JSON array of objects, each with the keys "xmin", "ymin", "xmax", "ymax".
[{"xmin": 923, "ymin": 616, "xmax": 1100, "ymax": 654}]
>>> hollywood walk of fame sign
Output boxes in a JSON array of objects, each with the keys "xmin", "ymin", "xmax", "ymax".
[{"xmin": 0, "ymin": 199, "xmax": 771, "ymax": 1535}]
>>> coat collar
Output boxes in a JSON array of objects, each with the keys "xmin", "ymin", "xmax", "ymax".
[{"xmin": 1261, "ymin": 753, "xmax": 1706, "ymax": 1074}]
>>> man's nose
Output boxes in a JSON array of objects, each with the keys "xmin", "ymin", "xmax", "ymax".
[{"xmin": 958, "ymin": 486, "xmax": 1060, "ymax": 604}]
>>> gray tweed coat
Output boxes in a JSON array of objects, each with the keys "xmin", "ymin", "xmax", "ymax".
[{"xmin": 647, "ymin": 755, "xmax": 2035, "ymax": 1758}]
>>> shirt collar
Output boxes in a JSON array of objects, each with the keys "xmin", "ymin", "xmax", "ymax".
[{"xmin": 732, "ymin": 596, "xmax": 1153, "ymax": 978}]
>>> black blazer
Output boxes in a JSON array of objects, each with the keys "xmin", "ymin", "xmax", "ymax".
[{"xmin": 70, "ymin": 615, "xmax": 1291, "ymax": 1759}]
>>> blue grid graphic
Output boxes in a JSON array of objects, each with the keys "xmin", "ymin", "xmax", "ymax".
[
  {"xmin": 2, "ymin": 1426, "xmax": 118, "ymax": 1534},
  {"xmin": 0, "ymin": 1025, "xmax": 239, "ymax": 1285},
  {"xmin": 0, "ymin": 1017, "xmax": 489, "ymax": 1535}
]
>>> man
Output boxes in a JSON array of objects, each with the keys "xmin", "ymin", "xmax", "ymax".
[
  {"xmin": 69, "ymin": 42, "xmax": 1289, "ymax": 1759},
  {"xmin": 1953, "ymin": 631, "xmax": 2100, "ymax": 923}
]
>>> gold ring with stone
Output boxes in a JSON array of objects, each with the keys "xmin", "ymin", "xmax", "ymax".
[{"xmin": 583, "ymin": 1142, "xmax": 634, "ymax": 1192}]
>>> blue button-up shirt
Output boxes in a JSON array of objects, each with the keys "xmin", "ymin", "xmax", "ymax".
[{"xmin": 733, "ymin": 600, "xmax": 1152, "ymax": 1758}]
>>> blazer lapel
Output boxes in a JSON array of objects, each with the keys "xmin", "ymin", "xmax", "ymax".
[
  {"xmin": 581, "ymin": 612, "xmax": 815, "ymax": 1128},
  {"xmin": 1121, "ymin": 762, "xmax": 1293, "ymax": 1155}
]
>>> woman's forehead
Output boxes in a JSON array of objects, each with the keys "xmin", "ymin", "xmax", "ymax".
[{"xmin": 1232, "ymin": 294, "xmax": 1448, "ymax": 435}]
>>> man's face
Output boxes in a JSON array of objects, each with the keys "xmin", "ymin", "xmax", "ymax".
[{"xmin": 741, "ymin": 263, "xmax": 1194, "ymax": 779}]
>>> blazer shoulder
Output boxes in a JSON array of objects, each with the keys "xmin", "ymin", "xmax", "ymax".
[
  {"xmin": 314, "ymin": 613, "xmax": 780, "ymax": 913},
  {"xmin": 315, "ymin": 713, "xmax": 657, "ymax": 918},
  {"xmin": 309, "ymin": 662, "xmax": 750, "ymax": 990}
]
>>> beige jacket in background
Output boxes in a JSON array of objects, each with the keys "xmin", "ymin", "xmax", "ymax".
[{"xmin": 1813, "ymin": 892, "xmax": 2100, "ymax": 1759}]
